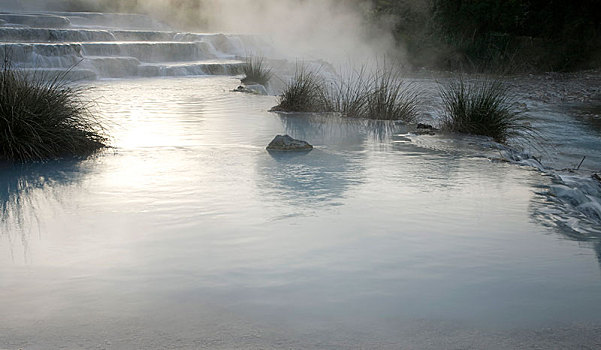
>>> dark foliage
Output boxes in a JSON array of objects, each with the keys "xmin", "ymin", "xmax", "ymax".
[
  {"xmin": 273, "ymin": 65, "xmax": 420, "ymax": 122},
  {"xmin": 439, "ymin": 78, "xmax": 532, "ymax": 143},
  {"xmin": 272, "ymin": 66, "xmax": 332, "ymax": 113},
  {"xmin": 0, "ymin": 60, "xmax": 107, "ymax": 162},
  {"xmin": 371, "ymin": 0, "xmax": 601, "ymax": 72},
  {"xmin": 241, "ymin": 56, "xmax": 273, "ymax": 86}
]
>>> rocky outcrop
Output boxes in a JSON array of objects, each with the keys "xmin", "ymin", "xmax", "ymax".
[{"xmin": 266, "ymin": 135, "xmax": 313, "ymax": 151}]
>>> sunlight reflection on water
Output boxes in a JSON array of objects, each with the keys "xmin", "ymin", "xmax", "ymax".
[{"xmin": 1, "ymin": 76, "xmax": 601, "ymax": 348}]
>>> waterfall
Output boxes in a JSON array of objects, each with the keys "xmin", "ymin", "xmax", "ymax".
[{"xmin": 0, "ymin": 10, "xmax": 257, "ymax": 80}]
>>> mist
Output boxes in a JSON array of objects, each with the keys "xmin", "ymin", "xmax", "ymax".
[
  {"xmin": 133, "ymin": 0, "xmax": 402, "ymax": 64},
  {"xmin": 7, "ymin": 0, "xmax": 402, "ymax": 65},
  {"xmin": 198, "ymin": 0, "xmax": 399, "ymax": 63}
]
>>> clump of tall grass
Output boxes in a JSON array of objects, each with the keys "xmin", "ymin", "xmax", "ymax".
[
  {"xmin": 362, "ymin": 68, "xmax": 420, "ymax": 122},
  {"xmin": 329, "ymin": 66, "xmax": 369, "ymax": 118},
  {"xmin": 273, "ymin": 64, "xmax": 420, "ymax": 122},
  {"xmin": 439, "ymin": 78, "xmax": 531, "ymax": 143},
  {"xmin": 271, "ymin": 66, "xmax": 332, "ymax": 113},
  {"xmin": 241, "ymin": 56, "xmax": 273, "ymax": 86},
  {"xmin": 0, "ymin": 60, "xmax": 107, "ymax": 162}
]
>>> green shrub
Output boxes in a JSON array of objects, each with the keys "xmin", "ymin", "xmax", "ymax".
[
  {"xmin": 0, "ymin": 61, "xmax": 107, "ymax": 162},
  {"xmin": 439, "ymin": 78, "xmax": 531, "ymax": 143}
]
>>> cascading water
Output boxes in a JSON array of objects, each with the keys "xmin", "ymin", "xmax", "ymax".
[{"xmin": 0, "ymin": 9, "xmax": 260, "ymax": 79}]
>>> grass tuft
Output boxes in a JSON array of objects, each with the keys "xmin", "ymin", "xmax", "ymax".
[
  {"xmin": 0, "ymin": 59, "xmax": 107, "ymax": 162},
  {"xmin": 362, "ymin": 68, "xmax": 420, "ymax": 122},
  {"xmin": 241, "ymin": 56, "xmax": 273, "ymax": 86},
  {"xmin": 272, "ymin": 65, "xmax": 332, "ymax": 113},
  {"xmin": 439, "ymin": 78, "xmax": 532, "ymax": 143},
  {"xmin": 273, "ymin": 64, "xmax": 420, "ymax": 122}
]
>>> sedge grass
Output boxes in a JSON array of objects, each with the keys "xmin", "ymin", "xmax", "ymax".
[
  {"xmin": 272, "ymin": 65, "xmax": 332, "ymax": 113},
  {"xmin": 241, "ymin": 56, "xmax": 273, "ymax": 86},
  {"xmin": 439, "ymin": 78, "xmax": 532, "ymax": 143},
  {"xmin": 362, "ymin": 68, "xmax": 420, "ymax": 122},
  {"xmin": 273, "ymin": 64, "xmax": 421, "ymax": 122},
  {"xmin": 0, "ymin": 60, "xmax": 107, "ymax": 162}
]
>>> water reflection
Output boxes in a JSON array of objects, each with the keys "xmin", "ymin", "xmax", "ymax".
[
  {"xmin": 3, "ymin": 77, "xmax": 601, "ymax": 347},
  {"xmin": 254, "ymin": 117, "xmax": 361, "ymax": 208},
  {"xmin": 0, "ymin": 159, "xmax": 88, "ymax": 262},
  {"xmin": 256, "ymin": 113, "xmax": 475, "ymax": 209},
  {"xmin": 259, "ymin": 149, "xmax": 362, "ymax": 208},
  {"xmin": 276, "ymin": 113, "xmax": 405, "ymax": 146}
]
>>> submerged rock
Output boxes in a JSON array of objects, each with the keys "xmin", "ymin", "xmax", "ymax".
[
  {"xmin": 266, "ymin": 135, "xmax": 313, "ymax": 151},
  {"xmin": 413, "ymin": 123, "xmax": 438, "ymax": 135},
  {"xmin": 417, "ymin": 123, "xmax": 434, "ymax": 129},
  {"xmin": 232, "ymin": 84, "xmax": 268, "ymax": 95},
  {"xmin": 245, "ymin": 84, "xmax": 268, "ymax": 95}
]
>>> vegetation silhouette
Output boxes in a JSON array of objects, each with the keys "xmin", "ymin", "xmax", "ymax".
[{"xmin": 0, "ymin": 58, "xmax": 107, "ymax": 162}]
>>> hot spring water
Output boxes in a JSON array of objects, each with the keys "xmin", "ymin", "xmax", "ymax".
[{"xmin": 1, "ymin": 8, "xmax": 601, "ymax": 350}]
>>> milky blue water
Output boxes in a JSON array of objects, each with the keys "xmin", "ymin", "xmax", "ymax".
[{"xmin": 1, "ymin": 76, "xmax": 601, "ymax": 349}]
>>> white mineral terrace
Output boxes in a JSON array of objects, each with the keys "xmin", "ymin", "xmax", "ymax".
[{"xmin": 0, "ymin": 9, "xmax": 264, "ymax": 79}]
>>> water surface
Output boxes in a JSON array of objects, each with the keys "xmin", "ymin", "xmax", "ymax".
[{"xmin": 1, "ymin": 76, "xmax": 601, "ymax": 349}]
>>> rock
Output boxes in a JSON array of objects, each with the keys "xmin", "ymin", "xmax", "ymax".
[
  {"xmin": 244, "ymin": 84, "xmax": 268, "ymax": 95},
  {"xmin": 232, "ymin": 84, "xmax": 268, "ymax": 95},
  {"xmin": 414, "ymin": 123, "xmax": 437, "ymax": 135},
  {"xmin": 266, "ymin": 135, "xmax": 313, "ymax": 151}
]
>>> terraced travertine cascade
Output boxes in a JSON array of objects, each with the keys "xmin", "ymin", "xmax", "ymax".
[{"xmin": 0, "ymin": 10, "xmax": 258, "ymax": 80}]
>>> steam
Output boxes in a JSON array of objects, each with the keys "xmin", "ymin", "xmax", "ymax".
[
  {"xmin": 134, "ymin": 0, "xmax": 401, "ymax": 64},
  {"xmin": 197, "ymin": 0, "xmax": 399, "ymax": 64},
  {"xmin": 7, "ymin": 0, "xmax": 403, "ymax": 65}
]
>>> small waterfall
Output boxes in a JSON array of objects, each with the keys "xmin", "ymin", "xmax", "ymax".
[
  {"xmin": 0, "ymin": 10, "xmax": 257, "ymax": 80},
  {"xmin": 0, "ymin": 13, "xmax": 71, "ymax": 28}
]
